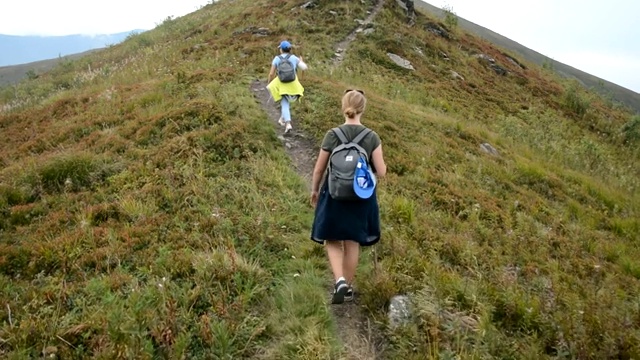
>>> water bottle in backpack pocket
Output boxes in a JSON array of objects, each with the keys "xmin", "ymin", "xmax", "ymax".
[{"xmin": 327, "ymin": 127, "xmax": 375, "ymax": 200}]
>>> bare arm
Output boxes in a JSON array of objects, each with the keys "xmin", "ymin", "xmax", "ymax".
[
  {"xmin": 297, "ymin": 56, "xmax": 305, "ymax": 80},
  {"xmin": 268, "ymin": 64, "xmax": 276, "ymax": 83},
  {"xmin": 371, "ymin": 144, "xmax": 387, "ymax": 177},
  {"xmin": 311, "ymin": 149, "xmax": 330, "ymax": 192}
]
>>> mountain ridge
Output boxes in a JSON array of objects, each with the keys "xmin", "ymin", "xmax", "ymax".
[{"xmin": 0, "ymin": 29, "xmax": 146, "ymax": 67}]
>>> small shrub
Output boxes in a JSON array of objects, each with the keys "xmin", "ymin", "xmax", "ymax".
[
  {"xmin": 442, "ymin": 4, "xmax": 458, "ymax": 29},
  {"xmin": 9, "ymin": 203, "xmax": 47, "ymax": 226},
  {"xmin": 0, "ymin": 184, "xmax": 29, "ymax": 205},
  {"xmin": 29, "ymin": 153, "xmax": 113, "ymax": 193},
  {"xmin": 563, "ymin": 83, "xmax": 590, "ymax": 117},
  {"xmin": 621, "ymin": 115, "xmax": 640, "ymax": 144},
  {"xmin": 25, "ymin": 69, "xmax": 39, "ymax": 80}
]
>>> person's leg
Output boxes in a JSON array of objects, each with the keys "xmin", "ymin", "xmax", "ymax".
[
  {"xmin": 326, "ymin": 241, "xmax": 349, "ymax": 304},
  {"xmin": 325, "ymin": 241, "xmax": 344, "ymax": 281},
  {"xmin": 280, "ymin": 96, "xmax": 292, "ymax": 132},
  {"xmin": 342, "ymin": 240, "xmax": 360, "ymax": 285},
  {"xmin": 281, "ymin": 96, "xmax": 291, "ymax": 122}
]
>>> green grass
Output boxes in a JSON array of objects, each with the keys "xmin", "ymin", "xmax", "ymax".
[{"xmin": 1, "ymin": 0, "xmax": 639, "ymax": 358}]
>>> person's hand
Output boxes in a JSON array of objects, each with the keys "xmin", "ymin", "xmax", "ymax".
[{"xmin": 310, "ymin": 191, "xmax": 319, "ymax": 207}]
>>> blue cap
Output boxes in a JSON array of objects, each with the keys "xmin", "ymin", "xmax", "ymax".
[
  {"xmin": 353, "ymin": 157, "xmax": 376, "ymax": 199},
  {"xmin": 279, "ymin": 40, "xmax": 292, "ymax": 50}
]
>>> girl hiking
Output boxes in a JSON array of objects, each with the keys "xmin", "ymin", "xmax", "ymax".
[
  {"xmin": 310, "ymin": 89, "xmax": 387, "ymax": 304},
  {"xmin": 267, "ymin": 40, "xmax": 307, "ymax": 134}
]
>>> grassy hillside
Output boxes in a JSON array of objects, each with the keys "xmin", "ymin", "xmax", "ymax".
[
  {"xmin": 1, "ymin": 0, "xmax": 639, "ymax": 359},
  {"xmin": 0, "ymin": 50, "xmax": 100, "ymax": 86}
]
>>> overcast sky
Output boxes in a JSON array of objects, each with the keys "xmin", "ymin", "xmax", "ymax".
[
  {"xmin": 0, "ymin": 1, "xmax": 209, "ymax": 36},
  {"xmin": 0, "ymin": 0, "xmax": 637, "ymax": 93}
]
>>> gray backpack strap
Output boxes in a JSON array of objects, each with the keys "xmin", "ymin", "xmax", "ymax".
[
  {"xmin": 351, "ymin": 128, "xmax": 372, "ymax": 145},
  {"xmin": 332, "ymin": 127, "xmax": 349, "ymax": 144}
]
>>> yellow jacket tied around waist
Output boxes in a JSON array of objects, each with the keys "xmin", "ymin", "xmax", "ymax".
[{"xmin": 267, "ymin": 76, "xmax": 304, "ymax": 102}]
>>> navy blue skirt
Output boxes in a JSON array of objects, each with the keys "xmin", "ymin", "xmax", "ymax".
[{"xmin": 310, "ymin": 177, "xmax": 381, "ymax": 246}]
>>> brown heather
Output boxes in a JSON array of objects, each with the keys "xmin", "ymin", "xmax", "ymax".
[{"xmin": 0, "ymin": 0, "xmax": 638, "ymax": 359}]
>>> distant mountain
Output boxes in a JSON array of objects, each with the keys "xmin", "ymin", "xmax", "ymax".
[{"xmin": 0, "ymin": 30, "xmax": 146, "ymax": 67}]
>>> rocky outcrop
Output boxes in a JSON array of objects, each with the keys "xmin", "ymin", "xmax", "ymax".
[
  {"xmin": 474, "ymin": 53, "xmax": 509, "ymax": 76},
  {"xmin": 425, "ymin": 21, "xmax": 450, "ymax": 39},
  {"xmin": 387, "ymin": 53, "xmax": 415, "ymax": 70}
]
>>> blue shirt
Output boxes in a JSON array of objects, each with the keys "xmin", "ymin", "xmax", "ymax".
[{"xmin": 272, "ymin": 54, "xmax": 300, "ymax": 71}]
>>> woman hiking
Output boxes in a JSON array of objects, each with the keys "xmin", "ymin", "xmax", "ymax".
[
  {"xmin": 267, "ymin": 40, "xmax": 307, "ymax": 134},
  {"xmin": 310, "ymin": 89, "xmax": 387, "ymax": 304}
]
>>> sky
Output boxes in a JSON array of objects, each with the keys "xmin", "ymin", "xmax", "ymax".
[
  {"xmin": 0, "ymin": 0, "xmax": 638, "ymax": 93},
  {"xmin": 440, "ymin": 0, "xmax": 640, "ymax": 93},
  {"xmin": 0, "ymin": 1, "xmax": 210, "ymax": 36}
]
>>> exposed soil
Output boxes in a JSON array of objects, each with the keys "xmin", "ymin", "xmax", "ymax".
[
  {"xmin": 249, "ymin": 80, "xmax": 318, "ymax": 188},
  {"xmin": 250, "ymin": 1, "xmax": 388, "ymax": 358}
]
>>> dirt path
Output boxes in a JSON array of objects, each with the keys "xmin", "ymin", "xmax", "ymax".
[
  {"xmin": 250, "ymin": 80, "xmax": 318, "ymax": 189},
  {"xmin": 250, "ymin": 79, "xmax": 387, "ymax": 359},
  {"xmin": 250, "ymin": 1, "xmax": 388, "ymax": 358},
  {"xmin": 332, "ymin": 0, "xmax": 387, "ymax": 68}
]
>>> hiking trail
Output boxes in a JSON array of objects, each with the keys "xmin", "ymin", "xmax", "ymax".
[
  {"xmin": 250, "ymin": 0, "xmax": 388, "ymax": 358},
  {"xmin": 331, "ymin": 0, "xmax": 387, "ymax": 69},
  {"xmin": 250, "ymin": 80, "xmax": 386, "ymax": 360}
]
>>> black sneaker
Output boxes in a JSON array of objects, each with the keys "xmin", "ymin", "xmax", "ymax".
[
  {"xmin": 345, "ymin": 286, "xmax": 354, "ymax": 302},
  {"xmin": 331, "ymin": 279, "xmax": 349, "ymax": 304}
]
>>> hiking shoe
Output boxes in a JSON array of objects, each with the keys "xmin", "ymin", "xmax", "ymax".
[
  {"xmin": 345, "ymin": 286, "xmax": 354, "ymax": 302},
  {"xmin": 331, "ymin": 279, "xmax": 349, "ymax": 304},
  {"xmin": 285, "ymin": 122, "xmax": 293, "ymax": 133},
  {"xmin": 278, "ymin": 117, "xmax": 285, "ymax": 126}
]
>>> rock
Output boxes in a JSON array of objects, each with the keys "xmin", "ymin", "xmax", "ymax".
[
  {"xmin": 504, "ymin": 54, "xmax": 526, "ymax": 69},
  {"xmin": 329, "ymin": 10, "xmax": 337, "ymax": 15},
  {"xmin": 425, "ymin": 21, "xmax": 450, "ymax": 39},
  {"xmin": 450, "ymin": 70, "xmax": 464, "ymax": 81},
  {"xmin": 387, "ymin": 53, "xmax": 415, "ymax": 70},
  {"xmin": 300, "ymin": 1, "xmax": 317, "ymax": 9},
  {"xmin": 480, "ymin": 142, "xmax": 499, "ymax": 156},
  {"xmin": 363, "ymin": 28, "xmax": 375, "ymax": 35},
  {"xmin": 490, "ymin": 63, "xmax": 508, "ymax": 76},
  {"xmin": 388, "ymin": 295, "xmax": 412, "ymax": 329},
  {"xmin": 232, "ymin": 26, "xmax": 271, "ymax": 37},
  {"xmin": 473, "ymin": 53, "xmax": 495, "ymax": 63},
  {"xmin": 277, "ymin": 135, "xmax": 286, "ymax": 142},
  {"xmin": 474, "ymin": 54, "xmax": 508, "ymax": 75},
  {"xmin": 395, "ymin": 0, "xmax": 408, "ymax": 11},
  {"xmin": 285, "ymin": 142, "xmax": 292, "ymax": 149}
]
